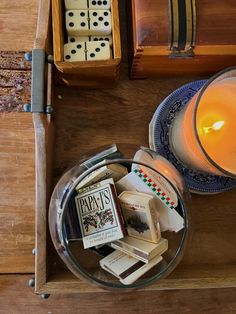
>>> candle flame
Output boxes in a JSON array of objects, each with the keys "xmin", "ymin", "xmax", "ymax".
[
  {"xmin": 212, "ymin": 121, "xmax": 225, "ymax": 131},
  {"xmin": 202, "ymin": 120, "xmax": 225, "ymax": 135}
]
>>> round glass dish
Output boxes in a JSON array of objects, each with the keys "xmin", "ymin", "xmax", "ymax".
[{"xmin": 49, "ymin": 145, "xmax": 190, "ymax": 290}]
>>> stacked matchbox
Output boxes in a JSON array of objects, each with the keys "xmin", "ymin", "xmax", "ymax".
[
  {"xmin": 70, "ymin": 148, "xmax": 185, "ymax": 285},
  {"xmin": 64, "ymin": 0, "xmax": 113, "ymax": 62}
]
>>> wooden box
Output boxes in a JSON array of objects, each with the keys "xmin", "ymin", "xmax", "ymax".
[
  {"xmin": 52, "ymin": 0, "xmax": 121, "ymax": 88},
  {"xmin": 33, "ymin": 0, "xmax": 236, "ymax": 295},
  {"xmin": 128, "ymin": 0, "xmax": 236, "ymax": 79}
]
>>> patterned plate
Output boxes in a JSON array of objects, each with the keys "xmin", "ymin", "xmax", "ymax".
[{"xmin": 149, "ymin": 80, "xmax": 236, "ymax": 194}]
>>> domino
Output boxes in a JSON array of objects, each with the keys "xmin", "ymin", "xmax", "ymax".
[
  {"xmin": 64, "ymin": 42, "xmax": 86, "ymax": 61},
  {"xmin": 90, "ymin": 10, "xmax": 112, "ymax": 35},
  {"xmin": 90, "ymin": 35, "xmax": 113, "ymax": 46},
  {"xmin": 86, "ymin": 40, "xmax": 111, "ymax": 61},
  {"xmin": 65, "ymin": 0, "xmax": 111, "ymax": 10},
  {"xmin": 66, "ymin": 10, "xmax": 89, "ymax": 36},
  {"xmin": 66, "ymin": 10, "xmax": 112, "ymax": 36},
  {"xmin": 64, "ymin": 41, "xmax": 111, "ymax": 61},
  {"xmin": 68, "ymin": 35, "xmax": 90, "ymax": 43},
  {"xmin": 68, "ymin": 35, "xmax": 113, "ymax": 47},
  {"xmin": 65, "ymin": 0, "xmax": 87, "ymax": 10},
  {"xmin": 88, "ymin": 0, "xmax": 111, "ymax": 10}
]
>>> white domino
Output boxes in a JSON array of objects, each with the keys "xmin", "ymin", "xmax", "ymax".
[
  {"xmin": 86, "ymin": 40, "xmax": 111, "ymax": 61},
  {"xmin": 90, "ymin": 35, "xmax": 113, "ymax": 46},
  {"xmin": 68, "ymin": 35, "xmax": 113, "ymax": 47},
  {"xmin": 65, "ymin": 0, "xmax": 111, "ymax": 10},
  {"xmin": 66, "ymin": 10, "xmax": 89, "ymax": 36},
  {"xmin": 88, "ymin": 0, "xmax": 111, "ymax": 10},
  {"xmin": 90, "ymin": 10, "xmax": 112, "ymax": 35},
  {"xmin": 65, "ymin": 0, "xmax": 87, "ymax": 10},
  {"xmin": 66, "ymin": 10, "xmax": 112, "ymax": 36},
  {"xmin": 68, "ymin": 35, "xmax": 90, "ymax": 43},
  {"xmin": 64, "ymin": 41, "xmax": 110, "ymax": 62},
  {"xmin": 64, "ymin": 42, "xmax": 86, "ymax": 61}
]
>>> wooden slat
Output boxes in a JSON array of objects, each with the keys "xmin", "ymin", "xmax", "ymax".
[
  {"xmin": 32, "ymin": 0, "xmax": 53, "ymax": 292},
  {"xmin": 34, "ymin": 0, "xmax": 51, "ymax": 53},
  {"xmin": 1, "ymin": 275, "xmax": 236, "ymax": 313},
  {"xmin": 0, "ymin": 0, "xmax": 37, "ymax": 275},
  {"xmin": 39, "ymin": 265, "xmax": 236, "ymax": 293},
  {"xmin": 33, "ymin": 113, "xmax": 48, "ymax": 290},
  {"xmin": 0, "ymin": 113, "xmax": 35, "ymax": 273},
  {"xmin": 33, "ymin": 112, "xmax": 54, "ymax": 292},
  {"xmin": 111, "ymin": 0, "xmax": 122, "ymax": 60},
  {"xmin": 0, "ymin": 0, "xmax": 38, "ymax": 51},
  {"xmin": 52, "ymin": 0, "xmax": 64, "ymax": 62}
]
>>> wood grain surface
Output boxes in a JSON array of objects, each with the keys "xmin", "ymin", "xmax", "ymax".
[
  {"xmin": 1, "ymin": 275, "xmax": 236, "ymax": 314},
  {"xmin": 0, "ymin": 113, "xmax": 35, "ymax": 273},
  {"xmin": 0, "ymin": 0, "xmax": 38, "ymax": 51},
  {"xmin": 0, "ymin": 51, "xmax": 34, "ymax": 273}
]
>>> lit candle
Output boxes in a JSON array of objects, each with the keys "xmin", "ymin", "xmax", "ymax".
[{"xmin": 170, "ymin": 68, "xmax": 236, "ymax": 177}]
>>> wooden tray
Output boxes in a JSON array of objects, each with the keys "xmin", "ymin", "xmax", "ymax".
[
  {"xmin": 34, "ymin": 0, "xmax": 236, "ymax": 294},
  {"xmin": 52, "ymin": 0, "xmax": 121, "ymax": 88}
]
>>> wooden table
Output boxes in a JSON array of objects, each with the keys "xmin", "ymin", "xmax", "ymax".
[{"xmin": 0, "ymin": 0, "xmax": 236, "ymax": 313}]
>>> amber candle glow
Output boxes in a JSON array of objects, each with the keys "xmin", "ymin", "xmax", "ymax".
[{"xmin": 170, "ymin": 69, "xmax": 236, "ymax": 177}]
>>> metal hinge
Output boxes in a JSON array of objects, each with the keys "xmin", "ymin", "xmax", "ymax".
[
  {"xmin": 24, "ymin": 50, "xmax": 54, "ymax": 113},
  {"xmin": 169, "ymin": 47, "xmax": 195, "ymax": 59},
  {"xmin": 31, "ymin": 49, "xmax": 46, "ymax": 113}
]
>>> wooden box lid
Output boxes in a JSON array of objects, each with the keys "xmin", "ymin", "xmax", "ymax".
[{"xmin": 132, "ymin": 0, "xmax": 236, "ymax": 53}]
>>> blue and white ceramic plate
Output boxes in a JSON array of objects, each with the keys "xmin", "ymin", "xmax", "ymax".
[{"xmin": 149, "ymin": 80, "xmax": 236, "ymax": 194}]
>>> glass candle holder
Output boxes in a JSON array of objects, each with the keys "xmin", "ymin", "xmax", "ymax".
[
  {"xmin": 49, "ymin": 145, "xmax": 190, "ymax": 290},
  {"xmin": 170, "ymin": 67, "xmax": 236, "ymax": 177}
]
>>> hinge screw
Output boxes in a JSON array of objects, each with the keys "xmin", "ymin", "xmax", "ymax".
[
  {"xmin": 41, "ymin": 294, "xmax": 50, "ymax": 299},
  {"xmin": 46, "ymin": 106, "xmax": 54, "ymax": 114},
  {"xmin": 28, "ymin": 277, "xmax": 35, "ymax": 288},
  {"xmin": 23, "ymin": 103, "xmax": 31, "ymax": 112},
  {"xmin": 47, "ymin": 55, "xmax": 54, "ymax": 63},
  {"xmin": 24, "ymin": 52, "xmax": 32, "ymax": 61}
]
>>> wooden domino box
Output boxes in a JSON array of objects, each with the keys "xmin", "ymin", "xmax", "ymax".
[
  {"xmin": 128, "ymin": 0, "xmax": 236, "ymax": 79},
  {"xmin": 52, "ymin": 0, "xmax": 121, "ymax": 87}
]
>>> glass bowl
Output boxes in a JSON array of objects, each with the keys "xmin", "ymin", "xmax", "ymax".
[{"xmin": 49, "ymin": 145, "xmax": 190, "ymax": 290}]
